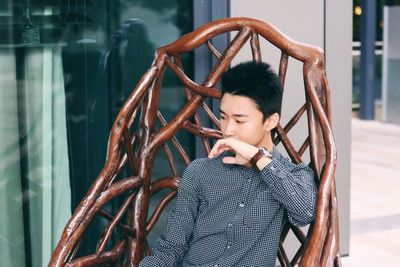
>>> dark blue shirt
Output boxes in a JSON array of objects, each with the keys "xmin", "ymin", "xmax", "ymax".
[{"xmin": 139, "ymin": 148, "xmax": 317, "ymax": 267}]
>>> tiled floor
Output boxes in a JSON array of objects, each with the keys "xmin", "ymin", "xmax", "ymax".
[{"xmin": 341, "ymin": 118, "xmax": 400, "ymax": 267}]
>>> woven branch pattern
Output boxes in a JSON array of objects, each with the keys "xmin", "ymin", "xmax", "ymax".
[{"xmin": 49, "ymin": 17, "xmax": 340, "ymax": 267}]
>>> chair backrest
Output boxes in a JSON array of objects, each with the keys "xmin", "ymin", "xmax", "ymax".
[{"xmin": 50, "ymin": 17, "xmax": 340, "ymax": 267}]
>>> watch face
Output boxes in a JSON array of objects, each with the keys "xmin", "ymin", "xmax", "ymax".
[{"xmin": 260, "ymin": 147, "xmax": 272, "ymax": 158}]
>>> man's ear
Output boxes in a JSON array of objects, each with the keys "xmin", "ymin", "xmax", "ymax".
[{"xmin": 264, "ymin": 113, "xmax": 280, "ymax": 131}]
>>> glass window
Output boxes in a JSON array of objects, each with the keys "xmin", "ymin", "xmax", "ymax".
[{"xmin": 0, "ymin": 1, "xmax": 193, "ymax": 265}]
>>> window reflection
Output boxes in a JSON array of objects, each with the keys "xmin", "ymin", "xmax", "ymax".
[{"xmin": 0, "ymin": 0, "xmax": 193, "ymax": 265}]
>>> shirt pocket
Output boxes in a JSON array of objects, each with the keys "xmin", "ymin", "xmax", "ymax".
[{"xmin": 243, "ymin": 190, "xmax": 278, "ymax": 232}]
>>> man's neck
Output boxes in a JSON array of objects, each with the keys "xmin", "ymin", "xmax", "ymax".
[{"xmin": 257, "ymin": 135, "xmax": 274, "ymax": 151}]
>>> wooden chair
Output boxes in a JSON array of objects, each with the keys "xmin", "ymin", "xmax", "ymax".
[{"xmin": 49, "ymin": 17, "xmax": 341, "ymax": 267}]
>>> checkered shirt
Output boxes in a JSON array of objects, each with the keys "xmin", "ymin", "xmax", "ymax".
[{"xmin": 139, "ymin": 147, "xmax": 318, "ymax": 267}]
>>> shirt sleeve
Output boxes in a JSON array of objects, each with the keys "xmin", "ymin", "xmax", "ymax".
[
  {"xmin": 139, "ymin": 160, "xmax": 201, "ymax": 267},
  {"xmin": 259, "ymin": 152, "xmax": 318, "ymax": 227}
]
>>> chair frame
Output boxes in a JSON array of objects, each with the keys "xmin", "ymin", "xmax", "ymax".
[{"xmin": 49, "ymin": 17, "xmax": 341, "ymax": 267}]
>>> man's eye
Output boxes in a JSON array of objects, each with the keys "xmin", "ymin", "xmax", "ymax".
[
  {"xmin": 220, "ymin": 117, "xmax": 226, "ymax": 120},
  {"xmin": 236, "ymin": 120, "xmax": 245, "ymax": 124}
]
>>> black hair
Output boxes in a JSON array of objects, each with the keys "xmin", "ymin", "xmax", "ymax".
[{"xmin": 220, "ymin": 61, "xmax": 283, "ymax": 121}]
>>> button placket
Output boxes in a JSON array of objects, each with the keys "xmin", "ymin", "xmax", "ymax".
[{"xmin": 239, "ymin": 170, "xmax": 253, "ymax": 210}]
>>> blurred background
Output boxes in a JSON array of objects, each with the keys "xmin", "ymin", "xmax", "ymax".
[{"xmin": 0, "ymin": 0, "xmax": 398, "ymax": 266}]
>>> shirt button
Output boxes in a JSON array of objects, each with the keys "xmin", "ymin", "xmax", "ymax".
[
  {"xmin": 227, "ymin": 222, "xmax": 233, "ymax": 227},
  {"xmin": 214, "ymin": 264, "xmax": 219, "ymax": 267},
  {"xmin": 239, "ymin": 203, "xmax": 245, "ymax": 208},
  {"xmin": 227, "ymin": 244, "xmax": 231, "ymax": 249},
  {"xmin": 270, "ymin": 166, "xmax": 275, "ymax": 170}
]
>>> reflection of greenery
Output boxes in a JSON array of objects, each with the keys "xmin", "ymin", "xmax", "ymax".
[
  {"xmin": 352, "ymin": 54, "xmax": 383, "ymax": 103},
  {"xmin": 118, "ymin": 1, "xmax": 193, "ymax": 87},
  {"xmin": 120, "ymin": 0, "xmax": 192, "ymax": 36},
  {"xmin": 121, "ymin": 0, "xmax": 179, "ymax": 13}
]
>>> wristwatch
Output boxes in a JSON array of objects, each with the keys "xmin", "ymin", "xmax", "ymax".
[{"xmin": 250, "ymin": 147, "xmax": 273, "ymax": 167}]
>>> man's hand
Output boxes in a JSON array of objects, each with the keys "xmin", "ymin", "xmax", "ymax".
[{"xmin": 208, "ymin": 137, "xmax": 259, "ymax": 167}]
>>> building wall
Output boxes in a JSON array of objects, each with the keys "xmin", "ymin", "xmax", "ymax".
[
  {"xmin": 231, "ymin": 0, "xmax": 352, "ymax": 256},
  {"xmin": 325, "ymin": 0, "xmax": 353, "ymax": 256}
]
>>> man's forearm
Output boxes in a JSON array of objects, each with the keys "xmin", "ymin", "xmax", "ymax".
[{"xmin": 258, "ymin": 153, "xmax": 318, "ymax": 227}]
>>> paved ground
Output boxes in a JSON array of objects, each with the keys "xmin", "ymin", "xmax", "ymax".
[{"xmin": 341, "ymin": 118, "xmax": 400, "ymax": 267}]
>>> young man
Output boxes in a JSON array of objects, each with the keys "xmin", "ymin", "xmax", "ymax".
[{"xmin": 139, "ymin": 61, "xmax": 318, "ymax": 267}]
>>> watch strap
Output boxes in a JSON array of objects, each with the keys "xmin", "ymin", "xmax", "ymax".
[
  {"xmin": 250, "ymin": 147, "xmax": 272, "ymax": 167},
  {"xmin": 250, "ymin": 150, "xmax": 265, "ymax": 166}
]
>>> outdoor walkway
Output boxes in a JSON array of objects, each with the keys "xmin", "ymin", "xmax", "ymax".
[{"xmin": 341, "ymin": 118, "xmax": 400, "ymax": 266}]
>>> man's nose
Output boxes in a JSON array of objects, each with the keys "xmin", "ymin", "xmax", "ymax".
[{"xmin": 224, "ymin": 120, "xmax": 236, "ymax": 137}]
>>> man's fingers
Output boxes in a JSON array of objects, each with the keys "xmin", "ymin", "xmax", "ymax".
[
  {"xmin": 208, "ymin": 145, "xmax": 230, "ymax": 158},
  {"xmin": 208, "ymin": 139, "xmax": 232, "ymax": 158},
  {"xmin": 208, "ymin": 140, "xmax": 221, "ymax": 158},
  {"xmin": 222, "ymin": 157, "xmax": 236, "ymax": 164},
  {"xmin": 208, "ymin": 137, "xmax": 256, "ymax": 166}
]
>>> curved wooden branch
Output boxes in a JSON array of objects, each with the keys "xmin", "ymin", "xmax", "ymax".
[
  {"xmin": 150, "ymin": 25, "xmax": 250, "ymax": 150},
  {"xmin": 299, "ymin": 69, "xmax": 337, "ymax": 267},
  {"xmin": 203, "ymin": 27, "xmax": 252, "ymax": 87},
  {"xmin": 157, "ymin": 111, "xmax": 191, "ymax": 165},
  {"xmin": 207, "ymin": 41, "xmax": 222, "ymax": 59},
  {"xmin": 96, "ymin": 192, "xmax": 137, "ymax": 254},
  {"xmin": 275, "ymin": 124, "xmax": 302, "ymax": 164},
  {"xmin": 279, "ymin": 242, "xmax": 291, "ymax": 267},
  {"xmin": 183, "ymin": 121, "xmax": 222, "ymax": 139},
  {"xmin": 201, "ymin": 102, "xmax": 221, "ymax": 129},
  {"xmin": 165, "ymin": 57, "xmax": 221, "ymax": 98},
  {"xmin": 146, "ymin": 190, "xmax": 177, "ymax": 233},
  {"xmin": 49, "ymin": 66, "xmax": 158, "ymax": 267},
  {"xmin": 65, "ymin": 240, "xmax": 126, "ymax": 267},
  {"xmin": 50, "ymin": 17, "xmax": 339, "ymax": 267},
  {"xmin": 98, "ymin": 209, "xmax": 136, "ymax": 238},
  {"xmin": 279, "ymin": 51, "xmax": 289, "ymax": 89},
  {"xmin": 250, "ymin": 32, "xmax": 262, "ymax": 62},
  {"xmin": 284, "ymin": 103, "xmax": 307, "ymax": 133},
  {"xmin": 298, "ymin": 137, "xmax": 310, "ymax": 157},
  {"xmin": 160, "ymin": 17, "xmax": 324, "ymax": 64},
  {"xmin": 122, "ymin": 126, "xmax": 137, "ymax": 176}
]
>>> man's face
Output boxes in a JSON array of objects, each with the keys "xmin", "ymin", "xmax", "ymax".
[{"xmin": 219, "ymin": 93, "xmax": 270, "ymax": 147}]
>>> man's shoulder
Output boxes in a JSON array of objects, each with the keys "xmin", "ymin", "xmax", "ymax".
[
  {"xmin": 183, "ymin": 151, "xmax": 229, "ymax": 179},
  {"xmin": 186, "ymin": 154, "xmax": 223, "ymax": 172}
]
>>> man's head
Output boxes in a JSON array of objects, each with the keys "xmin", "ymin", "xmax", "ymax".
[
  {"xmin": 221, "ymin": 61, "xmax": 283, "ymax": 120},
  {"xmin": 219, "ymin": 61, "xmax": 283, "ymax": 147}
]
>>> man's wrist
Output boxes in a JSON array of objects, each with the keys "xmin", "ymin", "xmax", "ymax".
[
  {"xmin": 255, "ymin": 156, "xmax": 272, "ymax": 171},
  {"xmin": 250, "ymin": 146, "xmax": 273, "ymax": 170},
  {"xmin": 249, "ymin": 146, "xmax": 259, "ymax": 161}
]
